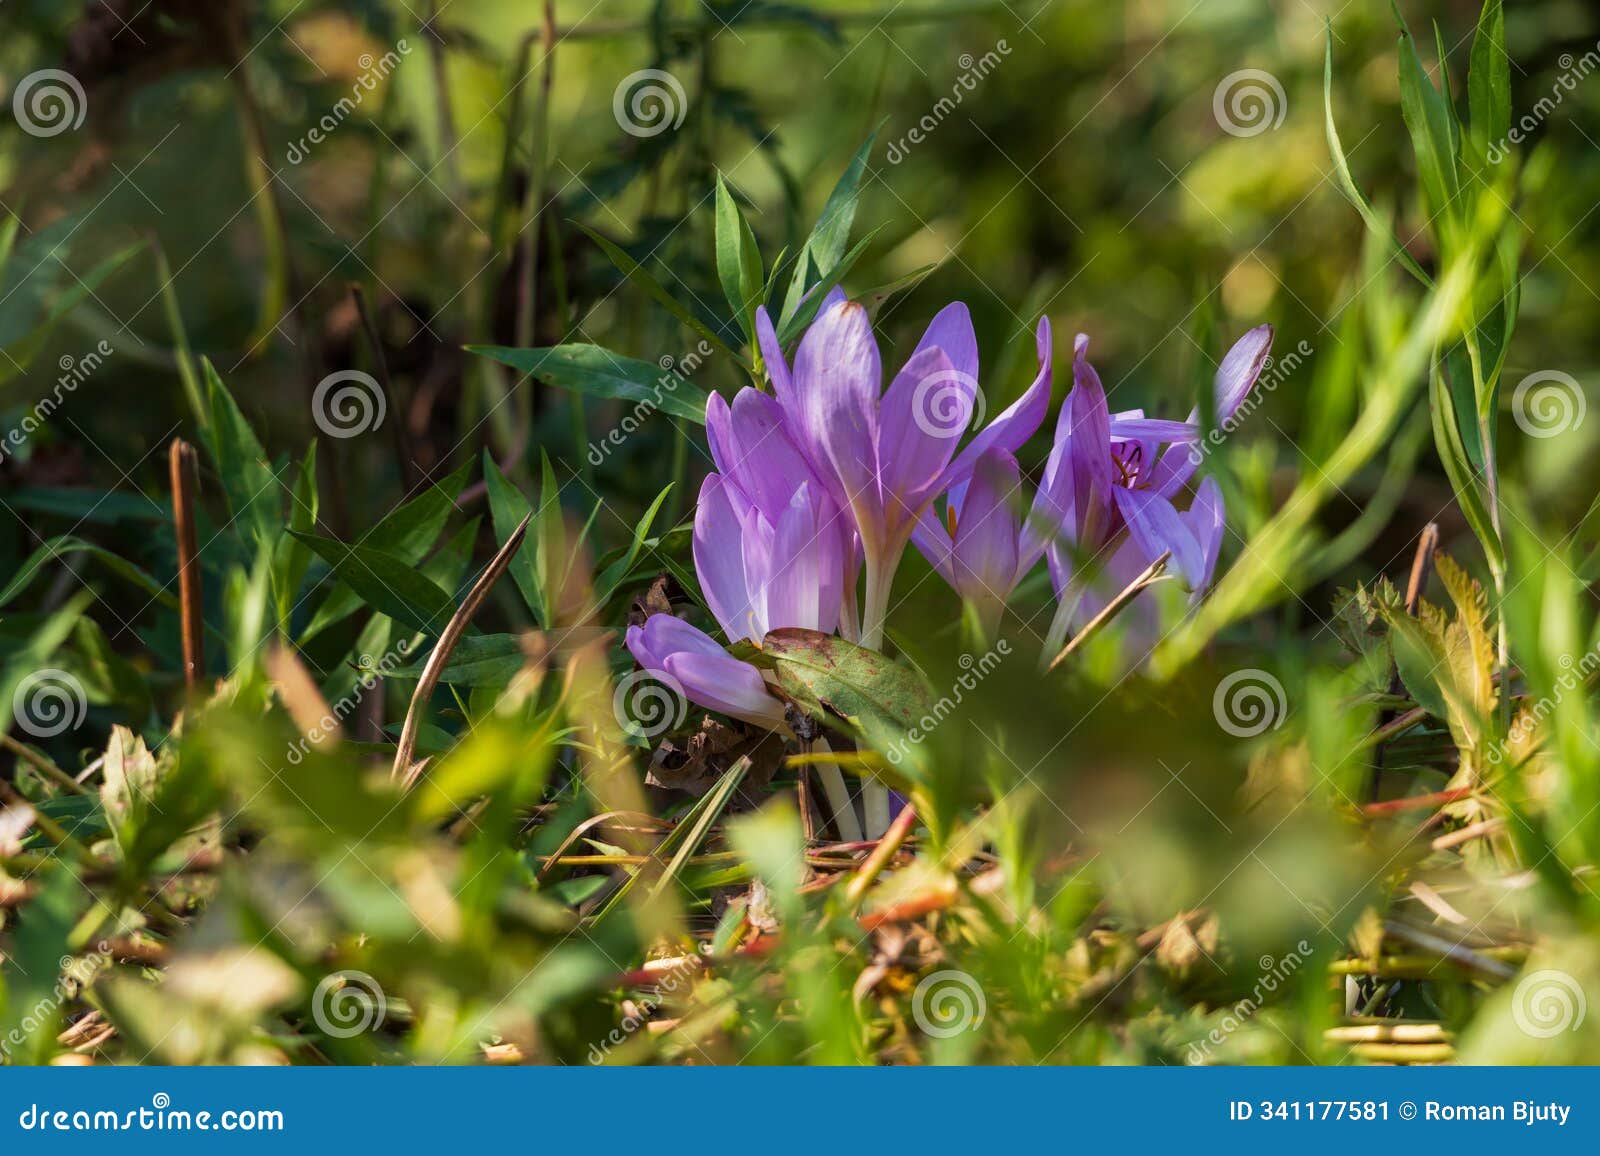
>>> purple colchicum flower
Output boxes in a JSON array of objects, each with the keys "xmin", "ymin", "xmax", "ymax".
[
  {"xmin": 699, "ymin": 387, "xmax": 849, "ymax": 642},
  {"xmin": 755, "ymin": 291, "xmax": 1053, "ymax": 648},
  {"xmin": 1037, "ymin": 325, "xmax": 1274, "ymax": 654},
  {"xmin": 622, "ymin": 299, "xmax": 1269, "ymax": 841},
  {"xmin": 912, "ymin": 447, "xmax": 1030, "ymax": 638},
  {"xmin": 625, "ymin": 614, "xmax": 786, "ymax": 730},
  {"xmin": 625, "ymin": 382, "xmax": 853, "ymax": 732}
]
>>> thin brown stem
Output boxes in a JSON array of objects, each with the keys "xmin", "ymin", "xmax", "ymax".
[
  {"xmin": 1045, "ymin": 552, "xmax": 1170, "ymax": 673},
  {"xmin": 169, "ymin": 439, "xmax": 204, "ymax": 695},
  {"xmin": 395, "ymin": 513, "xmax": 533, "ymax": 786}
]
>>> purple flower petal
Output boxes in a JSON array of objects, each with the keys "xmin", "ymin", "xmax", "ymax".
[
  {"xmin": 1181, "ymin": 475, "xmax": 1226, "ymax": 596},
  {"xmin": 723, "ymin": 388, "xmax": 824, "ymax": 520},
  {"xmin": 876, "ymin": 345, "xmax": 965, "ymax": 521},
  {"xmin": 793, "ymin": 299, "xmax": 884, "ymax": 536},
  {"xmin": 1067, "ymin": 334, "xmax": 1114, "ymax": 547},
  {"xmin": 694, "ymin": 475, "xmax": 762, "ymax": 641},
  {"xmin": 1113, "ymin": 486, "xmax": 1203, "ymax": 589},
  {"xmin": 1108, "ymin": 417, "xmax": 1200, "ymax": 441},
  {"xmin": 936, "ymin": 316, "xmax": 1053, "ymax": 494},
  {"xmin": 628, "ymin": 615, "xmax": 728, "ymax": 674},
  {"xmin": 910, "ymin": 301, "xmax": 979, "ymax": 384},
  {"xmin": 662, "ymin": 650, "xmax": 787, "ymax": 730},
  {"xmin": 1215, "ymin": 324, "xmax": 1274, "ymax": 424},
  {"xmin": 951, "ymin": 448, "xmax": 1022, "ymax": 602},
  {"xmin": 1144, "ymin": 326, "xmax": 1274, "ymax": 498},
  {"xmin": 764, "ymin": 483, "xmax": 844, "ymax": 634},
  {"xmin": 910, "ymin": 505, "xmax": 957, "ymax": 585},
  {"xmin": 755, "ymin": 306, "xmax": 793, "ymax": 404}
]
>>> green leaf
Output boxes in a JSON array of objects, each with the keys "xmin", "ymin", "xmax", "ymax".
[
  {"xmin": 780, "ymin": 127, "xmax": 880, "ymax": 326},
  {"xmin": 1467, "ymin": 0, "xmax": 1510, "ymax": 157},
  {"xmin": 594, "ymin": 483, "xmax": 673, "ymax": 602},
  {"xmin": 0, "ymin": 589, "xmax": 94, "ymax": 740},
  {"xmin": 483, "ymin": 453, "xmax": 543, "ymax": 622},
  {"xmin": 715, "ymin": 173, "xmax": 765, "ymax": 344},
  {"xmin": 393, "ymin": 633, "xmax": 526, "ymax": 688},
  {"xmin": 1395, "ymin": 19, "xmax": 1461, "ymax": 227},
  {"xmin": 4, "ymin": 488, "xmax": 167, "ymax": 524},
  {"xmin": 203, "ymin": 358, "xmax": 283, "ymax": 544},
  {"xmin": 275, "ymin": 440, "xmax": 319, "ymax": 627},
  {"xmin": 0, "ymin": 535, "xmax": 174, "ymax": 610},
  {"xmin": 761, "ymin": 627, "xmax": 933, "ymax": 733},
  {"xmin": 775, "ymin": 225, "xmax": 885, "ymax": 345},
  {"xmin": 1323, "ymin": 32, "xmax": 1432, "ymax": 287},
  {"xmin": 468, "ymin": 344, "xmax": 709, "ymax": 424},
  {"xmin": 68, "ymin": 616, "xmax": 153, "ymax": 719},
  {"xmin": 290, "ymin": 533, "xmax": 457, "ymax": 638},
  {"xmin": 1428, "ymin": 360, "xmax": 1503, "ymax": 571},
  {"xmin": 0, "ymin": 237, "xmax": 144, "ymax": 385},
  {"xmin": 299, "ymin": 461, "xmax": 472, "ymax": 642},
  {"xmin": 573, "ymin": 223, "xmax": 745, "ymax": 365}
]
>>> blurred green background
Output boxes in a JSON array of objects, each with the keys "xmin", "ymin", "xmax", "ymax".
[{"xmin": 3, "ymin": 0, "xmax": 1597, "ymax": 571}]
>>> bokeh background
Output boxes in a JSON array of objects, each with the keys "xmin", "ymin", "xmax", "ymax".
[{"xmin": 3, "ymin": 0, "xmax": 1598, "ymax": 591}]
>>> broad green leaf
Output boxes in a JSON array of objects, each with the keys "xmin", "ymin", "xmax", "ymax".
[
  {"xmin": 275, "ymin": 440, "xmax": 319, "ymax": 628},
  {"xmin": 761, "ymin": 627, "xmax": 933, "ymax": 733},
  {"xmin": 1435, "ymin": 552, "xmax": 1496, "ymax": 723},
  {"xmin": 393, "ymin": 633, "xmax": 525, "ymax": 687},
  {"xmin": 483, "ymin": 452, "xmax": 543, "ymax": 622},
  {"xmin": 0, "ymin": 872, "xmax": 87, "ymax": 1062},
  {"xmin": 420, "ymin": 516, "xmax": 481, "ymax": 599},
  {"xmin": 203, "ymin": 359, "xmax": 283, "ymax": 544},
  {"xmin": 468, "ymin": 344, "xmax": 709, "ymax": 424},
  {"xmin": 1467, "ymin": 0, "xmax": 1510, "ymax": 157},
  {"xmin": 1394, "ymin": 20, "xmax": 1461, "ymax": 227},
  {"xmin": 3, "ymin": 488, "xmax": 167, "ymax": 524},
  {"xmin": 290, "ymin": 533, "xmax": 457, "ymax": 637},
  {"xmin": 714, "ymin": 173, "xmax": 765, "ymax": 343},
  {"xmin": 300, "ymin": 460, "xmax": 472, "ymax": 641}
]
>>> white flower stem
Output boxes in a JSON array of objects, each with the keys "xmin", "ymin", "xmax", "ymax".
[
  {"xmin": 858, "ymin": 557, "xmax": 894, "ymax": 652},
  {"xmin": 1041, "ymin": 579, "xmax": 1088, "ymax": 669},
  {"xmin": 863, "ymin": 781, "xmax": 891, "ymax": 841},
  {"xmin": 812, "ymin": 737, "xmax": 863, "ymax": 844}
]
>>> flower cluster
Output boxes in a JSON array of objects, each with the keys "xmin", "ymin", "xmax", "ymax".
[{"xmin": 626, "ymin": 289, "xmax": 1272, "ymax": 732}]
